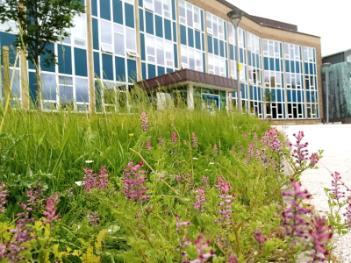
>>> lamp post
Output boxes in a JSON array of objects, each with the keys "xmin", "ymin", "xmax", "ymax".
[
  {"xmin": 323, "ymin": 63, "xmax": 331, "ymax": 123},
  {"xmin": 228, "ymin": 9, "xmax": 243, "ymax": 112}
]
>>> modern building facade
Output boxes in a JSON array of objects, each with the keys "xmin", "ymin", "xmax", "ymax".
[
  {"xmin": 322, "ymin": 49, "xmax": 351, "ymax": 123},
  {"xmin": 0, "ymin": 0, "xmax": 323, "ymax": 121}
]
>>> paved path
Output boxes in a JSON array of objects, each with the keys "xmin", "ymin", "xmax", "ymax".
[{"xmin": 279, "ymin": 124, "xmax": 351, "ymax": 262}]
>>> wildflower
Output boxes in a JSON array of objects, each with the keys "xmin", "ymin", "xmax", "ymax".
[
  {"xmin": 216, "ymin": 177, "xmax": 234, "ymax": 228},
  {"xmin": 228, "ymin": 255, "xmax": 238, "ymax": 263},
  {"xmin": 85, "ymin": 160, "xmax": 93, "ymax": 164},
  {"xmin": 281, "ymin": 180, "xmax": 312, "ymax": 239},
  {"xmin": 262, "ymin": 128, "xmax": 281, "ymax": 152},
  {"xmin": 329, "ymin": 171, "xmax": 346, "ymax": 203},
  {"xmin": 171, "ymin": 131, "xmax": 178, "ymax": 143},
  {"xmin": 43, "ymin": 193, "xmax": 59, "ymax": 224},
  {"xmin": 254, "ymin": 229, "xmax": 267, "ymax": 245},
  {"xmin": 309, "ymin": 216, "xmax": 333, "ymax": 262},
  {"xmin": 176, "ymin": 215, "xmax": 191, "ymax": 232},
  {"xmin": 83, "ymin": 167, "xmax": 109, "ymax": 192},
  {"xmin": 122, "ymin": 162, "xmax": 149, "ymax": 202},
  {"xmin": 0, "ymin": 244, "xmax": 6, "ymax": 258},
  {"xmin": 189, "ymin": 234, "xmax": 215, "ymax": 263},
  {"xmin": 291, "ymin": 131, "xmax": 309, "ymax": 167},
  {"xmin": 0, "ymin": 183, "xmax": 8, "ymax": 213},
  {"xmin": 140, "ymin": 111, "xmax": 149, "ymax": 132},
  {"xmin": 309, "ymin": 152, "xmax": 320, "ymax": 168},
  {"xmin": 194, "ymin": 188, "xmax": 206, "ymax": 211},
  {"xmin": 191, "ymin": 132, "xmax": 198, "ymax": 148},
  {"xmin": 344, "ymin": 196, "xmax": 351, "ymax": 228},
  {"xmin": 145, "ymin": 138, "xmax": 152, "ymax": 150},
  {"xmin": 88, "ymin": 212, "xmax": 100, "ymax": 226}
]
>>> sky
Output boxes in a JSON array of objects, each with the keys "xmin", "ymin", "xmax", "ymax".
[{"xmin": 228, "ymin": 0, "xmax": 351, "ymax": 57}]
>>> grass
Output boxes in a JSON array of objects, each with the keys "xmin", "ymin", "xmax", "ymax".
[{"xmin": 0, "ymin": 106, "xmax": 295, "ymax": 262}]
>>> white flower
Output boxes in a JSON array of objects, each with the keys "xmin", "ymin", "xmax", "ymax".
[
  {"xmin": 192, "ymin": 157, "xmax": 198, "ymax": 160},
  {"xmin": 75, "ymin": 181, "xmax": 83, "ymax": 186},
  {"xmin": 209, "ymin": 162, "xmax": 215, "ymax": 165},
  {"xmin": 85, "ymin": 160, "xmax": 93, "ymax": 164}
]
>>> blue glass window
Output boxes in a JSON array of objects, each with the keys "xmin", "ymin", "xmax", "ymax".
[
  {"xmin": 113, "ymin": 0, "xmax": 123, "ymax": 24},
  {"xmin": 239, "ymin": 48, "xmax": 244, "ymax": 63},
  {"xmin": 139, "ymin": 0, "xmax": 143, "ymax": 7},
  {"xmin": 264, "ymin": 57, "xmax": 269, "ymax": 70},
  {"xmin": 139, "ymin": 9, "xmax": 144, "ymax": 31},
  {"xmin": 127, "ymin": 59, "xmax": 137, "ymax": 82},
  {"xmin": 115, "ymin": 56, "xmax": 125, "ymax": 81},
  {"xmin": 269, "ymin": 58, "xmax": 274, "ymax": 71},
  {"xmin": 173, "ymin": 22, "xmax": 177, "ymax": 41},
  {"xmin": 287, "ymin": 90, "xmax": 292, "ymax": 102},
  {"xmin": 41, "ymin": 43, "xmax": 55, "ymax": 72},
  {"xmin": 296, "ymin": 62, "xmax": 300, "ymax": 73},
  {"xmin": 188, "ymin": 28, "xmax": 194, "ymax": 47},
  {"xmin": 174, "ymin": 44, "xmax": 178, "ymax": 68},
  {"xmin": 304, "ymin": 63, "xmax": 309, "ymax": 74},
  {"xmin": 275, "ymin": 59, "xmax": 280, "ymax": 71},
  {"xmin": 155, "ymin": 15, "xmax": 163, "ymax": 38},
  {"xmin": 93, "ymin": 18, "xmax": 99, "ymax": 50},
  {"xmin": 145, "ymin": 11, "xmax": 154, "ymax": 34},
  {"xmin": 74, "ymin": 48, "xmax": 88, "ymax": 76},
  {"xmin": 102, "ymin": 53, "xmax": 113, "ymax": 80},
  {"xmin": 58, "ymin": 45, "xmax": 72, "ymax": 74},
  {"xmin": 94, "ymin": 52, "xmax": 100, "ymax": 78},
  {"xmin": 29, "ymin": 72, "xmax": 37, "ymax": 103},
  {"xmin": 164, "ymin": 19, "xmax": 172, "ymax": 41},
  {"xmin": 140, "ymin": 33, "xmax": 145, "ymax": 60},
  {"xmin": 157, "ymin": 66, "xmax": 165, "ymax": 76},
  {"xmin": 172, "ymin": 0, "xmax": 176, "ymax": 20},
  {"xmin": 207, "ymin": 36, "xmax": 213, "ymax": 53},
  {"xmin": 285, "ymin": 60, "xmax": 290, "ymax": 72},
  {"xmin": 213, "ymin": 38, "xmax": 219, "ymax": 55},
  {"xmin": 148, "ymin": 64, "xmax": 156, "ymax": 78},
  {"xmin": 219, "ymin": 41, "xmax": 224, "ymax": 57},
  {"xmin": 92, "ymin": 0, "xmax": 98, "ymax": 16},
  {"xmin": 291, "ymin": 61, "xmax": 295, "ymax": 73},
  {"xmin": 195, "ymin": 30, "xmax": 201, "ymax": 50},
  {"xmin": 229, "ymin": 45, "xmax": 234, "ymax": 60},
  {"xmin": 0, "ymin": 32, "xmax": 16, "ymax": 65},
  {"xmin": 309, "ymin": 63, "xmax": 314, "ymax": 75},
  {"xmin": 100, "ymin": 0, "xmax": 111, "ymax": 20},
  {"xmin": 142, "ymin": 63, "xmax": 147, "ymax": 79},
  {"xmin": 200, "ymin": 10, "xmax": 204, "ymax": 31},
  {"xmin": 76, "ymin": 79, "xmax": 89, "ymax": 103},
  {"xmin": 180, "ymin": 25, "xmax": 187, "ymax": 45},
  {"xmin": 125, "ymin": 3, "xmax": 134, "ymax": 28}
]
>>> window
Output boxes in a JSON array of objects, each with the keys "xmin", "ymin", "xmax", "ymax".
[
  {"xmin": 75, "ymin": 77, "xmax": 89, "ymax": 102},
  {"xmin": 144, "ymin": 0, "xmax": 153, "ymax": 11},
  {"xmin": 179, "ymin": 0, "xmax": 186, "ymax": 24},
  {"xmin": 125, "ymin": 27, "xmax": 137, "ymax": 53},
  {"xmin": 58, "ymin": 45, "xmax": 72, "ymax": 74},
  {"xmin": 102, "ymin": 54, "xmax": 114, "ymax": 80},
  {"xmin": 71, "ymin": 14, "xmax": 87, "ymax": 48},
  {"xmin": 125, "ymin": 3, "xmax": 135, "ymax": 28},
  {"xmin": 113, "ymin": 0, "xmax": 123, "ymax": 24},
  {"xmin": 100, "ymin": 20, "xmax": 113, "ymax": 52},
  {"xmin": 59, "ymin": 76, "xmax": 74, "ymax": 105},
  {"xmin": 145, "ymin": 11, "xmax": 154, "ymax": 34},
  {"xmin": 155, "ymin": 15, "xmax": 163, "ymax": 37},
  {"xmin": 100, "ymin": 0, "xmax": 111, "ymax": 20},
  {"xmin": 114, "ymin": 24, "xmax": 125, "ymax": 55},
  {"xmin": 145, "ymin": 35, "xmax": 156, "ymax": 63},
  {"xmin": 115, "ymin": 56, "xmax": 126, "ymax": 81},
  {"xmin": 154, "ymin": 0, "xmax": 162, "ymax": 15},
  {"xmin": 74, "ymin": 48, "xmax": 87, "ymax": 77},
  {"xmin": 163, "ymin": 0, "xmax": 172, "ymax": 19},
  {"xmin": 127, "ymin": 59, "xmax": 137, "ymax": 82}
]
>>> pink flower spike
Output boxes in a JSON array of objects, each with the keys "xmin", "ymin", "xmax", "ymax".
[
  {"xmin": 43, "ymin": 193, "xmax": 59, "ymax": 224},
  {"xmin": 140, "ymin": 111, "xmax": 149, "ymax": 132}
]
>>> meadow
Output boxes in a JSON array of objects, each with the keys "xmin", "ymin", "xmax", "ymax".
[{"xmin": 0, "ymin": 100, "xmax": 335, "ymax": 262}]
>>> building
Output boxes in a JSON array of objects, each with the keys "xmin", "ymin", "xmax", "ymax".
[
  {"xmin": 0, "ymin": 0, "xmax": 322, "ymax": 121},
  {"xmin": 322, "ymin": 49, "xmax": 351, "ymax": 123}
]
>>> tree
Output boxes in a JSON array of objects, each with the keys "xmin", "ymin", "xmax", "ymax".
[{"xmin": 0, "ymin": 0, "xmax": 84, "ymax": 107}]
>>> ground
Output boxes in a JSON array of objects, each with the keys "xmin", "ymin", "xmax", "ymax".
[{"xmin": 280, "ymin": 124, "xmax": 351, "ymax": 262}]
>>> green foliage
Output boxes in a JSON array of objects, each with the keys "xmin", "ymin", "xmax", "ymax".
[{"xmin": 0, "ymin": 106, "xmax": 298, "ymax": 262}]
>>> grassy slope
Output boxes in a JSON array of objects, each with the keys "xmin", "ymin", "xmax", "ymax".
[{"xmin": 0, "ymin": 109, "xmax": 289, "ymax": 262}]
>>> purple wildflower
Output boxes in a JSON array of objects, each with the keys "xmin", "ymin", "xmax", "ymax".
[
  {"xmin": 309, "ymin": 216, "xmax": 333, "ymax": 262},
  {"xmin": 171, "ymin": 131, "xmax": 178, "ymax": 143},
  {"xmin": 122, "ymin": 161, "xmax": 149, "ymax": 202},
  {"xmin": 281, "ymin": 180, "xmax": 312, "ymax": 239},
  {"xmin": 291, "ymin": 131, "xmax": 309, "ymax": 167},
  {"xmin": 262, "ymin": 128, "xmax": 281, "ymax": 152},
  {"xmin": 145, "ymin": 138, "xmax": 153, "ymax": 150},
  {"xmin": 194, "ymin": 188, "xmax": 206, "ymax": 211},
  {"xmin": 83, "ymin": 167, "xmax": 109, "ymax": 192},
  {"xmin": 309, "ymin": 153, "xmax": 320, "ymax": 168},
  {"xmin": 216, "ymin": 177, "xmax": 234, "ymax": 228},
  {"xmin": 254, "ymin": 229, "xmax": 267, "ymax": 245},
  {"xmin": 0, "ymin": 244, "xmax": 6, "ymax": 258},
  {"xmin": 344, "ymin": 196, "xmax": 351, "ymax": 228},
  {"xmin": 43, "ymin": 193, "xmax": 59, "ymax": 224},
  {"xmin": 140, "ymin": 111, "xmax": 149, "ymax": 132},
  {"xmin": 228, "ymin": 255, "xmax": 238, "ymax": 263},
  {"xmin": 191, "ymin": 132, "xmax": 198, "ymax": 148},
  {"xmin": 0, "ymin": 183, "xmax": 8, "ymax": 213},
  {"xmin": 329, "ymin": 171, "xmax": 346, "ymax": 203},
  {"xmin": 189, "ymin": 234, "xmax": 215, "ymax": 263}
]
